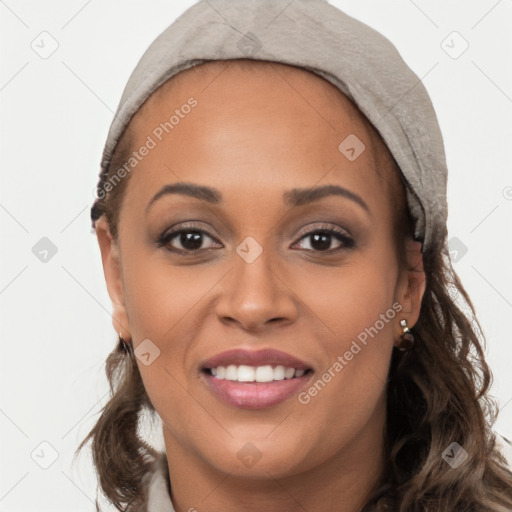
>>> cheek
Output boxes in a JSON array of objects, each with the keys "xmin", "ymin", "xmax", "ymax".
[
  {"xmin": 120, "ymin": 252, "xmax": 229, "ymax": 423},
  {"xmin": 296, "ymin": 248, "xmax": 399, "ymax": 344},
  {"xmin": 122, "ymin": 250, "xmax": 212, "ymax": 344},
  {"xmin": 291, "ymin": 249, "xmax": 398, "ymax": 427},
  {"xmin": 123, "ymin": 262, "xmax": 204, "ymax": 443}
]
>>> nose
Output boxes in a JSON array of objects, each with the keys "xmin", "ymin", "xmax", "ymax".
[{"xmin": 215, "ymin": 247, "xmax": 299, "ymax": 333}]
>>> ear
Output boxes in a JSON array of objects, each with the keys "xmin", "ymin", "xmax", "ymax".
[
  {"xmin": 95, "ymin": 216, "xmax": 130, "ymax": 339},
  {"xmin": 395, "ymin": 238, "xmax": 426, "ymax": 329}
]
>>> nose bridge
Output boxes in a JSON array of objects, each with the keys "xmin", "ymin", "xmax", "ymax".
[{"xmin": 216, "ymin": 235, "xmax": 297, "ymax": 330}]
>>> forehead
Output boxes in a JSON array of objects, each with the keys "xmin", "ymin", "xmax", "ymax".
[
  {"xmin": 122, "ymin": 59, "xmax": 399, "ymax": 213},
  {"xmin": 134, "ymin": 59, "xmax": 383, "ymax": 146}
]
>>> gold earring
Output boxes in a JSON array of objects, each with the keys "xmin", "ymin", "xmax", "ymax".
[{"xmin": 396, "ymin": 319, "xmax": 415, "ymax": 351}]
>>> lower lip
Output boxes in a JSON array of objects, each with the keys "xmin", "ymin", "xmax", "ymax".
[{"xmin": 202, "ymin": 371, "xmax": 312, "ymax": 409}]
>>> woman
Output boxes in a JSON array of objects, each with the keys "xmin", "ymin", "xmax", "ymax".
[{"xmin": 77, "ymin": 0, "xmax": 512, "ymax": 510}]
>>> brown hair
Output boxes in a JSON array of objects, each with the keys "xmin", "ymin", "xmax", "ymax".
[{"xmin": 81, "ymin": 75, "xmax": 512, "ymax": 512}]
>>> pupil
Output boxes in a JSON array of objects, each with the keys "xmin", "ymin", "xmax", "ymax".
[
  {"xmin": 312, "ymin": 232, "xmax": 331, "ymax": 251},
  {"xmin": 181, "ymin": 231, "xmax": 203, "ymax": 250}
]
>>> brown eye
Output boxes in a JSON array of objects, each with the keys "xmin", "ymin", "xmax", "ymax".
[
  {"xmin": 293, "ymin": 225, "xmax": 355, "ymax": 253},
  {"xmin": 157, "ymin": 224, "xmax": 221, "ymax": 254}
]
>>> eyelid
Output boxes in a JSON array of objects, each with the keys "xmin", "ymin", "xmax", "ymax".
[{"xmin": 294, "ymin": 222, "xmax": 352, "ymax": 240}]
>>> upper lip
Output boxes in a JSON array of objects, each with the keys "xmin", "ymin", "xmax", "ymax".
[{"xmin": 201, "ymin": 348, "xmax": 312, "ymax": 371}]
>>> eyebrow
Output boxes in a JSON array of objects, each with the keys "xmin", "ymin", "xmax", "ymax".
[{"xmin": 145, "ymin": 182, "xmax": 370, "ymax": 215}]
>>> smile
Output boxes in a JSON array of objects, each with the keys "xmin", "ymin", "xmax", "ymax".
[{"xmin": 200, "ymin": 349, "xmax": 314, "ymax": 409}]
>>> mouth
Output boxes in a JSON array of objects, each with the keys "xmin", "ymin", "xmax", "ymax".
[{"xmin": 200, "ymin": 349, "xmax": 314, "ymax": 409}]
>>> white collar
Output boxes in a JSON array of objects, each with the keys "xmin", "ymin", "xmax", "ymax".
[{"xmin": 145, "ymin": 452, "xmax": 175, "ymax": 512}]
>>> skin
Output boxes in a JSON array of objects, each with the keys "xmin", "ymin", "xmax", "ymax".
[{"xmin": 95, "ymin": 59, "xmax": 426, "ymax": 512}]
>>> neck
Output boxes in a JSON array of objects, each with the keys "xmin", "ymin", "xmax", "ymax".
[{"xmin": 163, "ymin": 406, "xmax": 386, "ymax": 512}]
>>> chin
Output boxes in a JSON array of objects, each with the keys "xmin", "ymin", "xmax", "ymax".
[{"xmin": 194, "ymin": 432, "xmax": 319, "ymax": 479}]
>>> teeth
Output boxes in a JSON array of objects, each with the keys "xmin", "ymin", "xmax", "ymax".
[
  {"xmin": 208, "ymin": 365, "xmax": 307, "ymax": 382},
  {"xmin": 273, "ymin": 365, "xmax": 285, "ymax": 381},
  {"xmin": 284, "ymin": 367, "xmax": 295, "ymax": 379},
  {"xmin": 237, "ymin": 365, "xmax": 255, "ymax": 382},
  {"xmin": 255, "ymin": 365, "xmax": 274, "ymax": 382},
  {"xmin": 225, "ymin": 365, "xmax": 238, "ymax": 380}
]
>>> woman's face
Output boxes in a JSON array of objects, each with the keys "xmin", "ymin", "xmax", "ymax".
[{"xmin": 97, "ymin": 60, "xmax": 425, "ymax": 481}]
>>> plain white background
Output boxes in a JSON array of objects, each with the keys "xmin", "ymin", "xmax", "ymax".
[{"xmin": 1, "ymin": 1, "xmax": 511, "ymax": 510}]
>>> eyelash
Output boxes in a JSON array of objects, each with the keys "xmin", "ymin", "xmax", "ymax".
[{"xmin": 156, "ymin": 222, "xmax": 355, "ymax": 256}]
